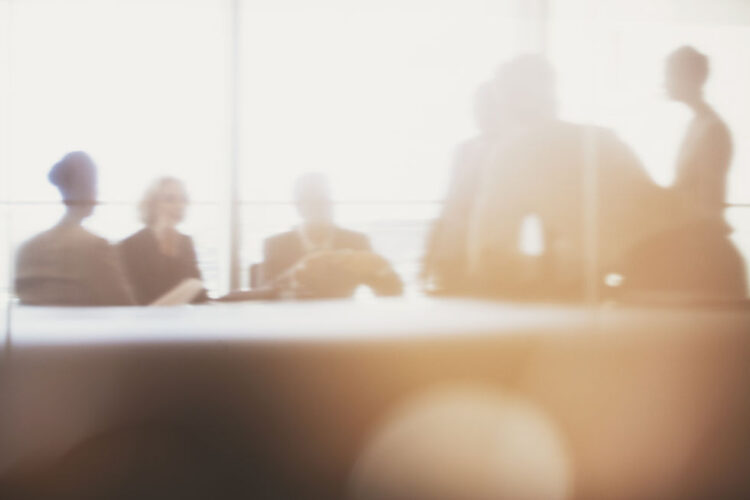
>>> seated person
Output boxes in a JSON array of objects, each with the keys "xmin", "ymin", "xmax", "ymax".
[
  {"xmin": 119, "ymin": 177, "xmax": 208, "ymax": 305},
  {"xmin": 260, "ymin": 173, "xmax": 402, "ymax": 298},
  {"xmin": 15, "ymin": 152, "xmax": 135, "ymax": 306}
]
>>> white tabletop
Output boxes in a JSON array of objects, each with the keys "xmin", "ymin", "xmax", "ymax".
[{"xmin": 5, "ymin": 297, "xmax": 749, "ymax": 347}]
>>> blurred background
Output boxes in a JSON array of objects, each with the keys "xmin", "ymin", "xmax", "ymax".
[{"xmin": 0, "ymin": 0, "xmax": 748, "ymax": 297}]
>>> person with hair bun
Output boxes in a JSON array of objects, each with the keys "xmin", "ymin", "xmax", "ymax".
[
  {"xmin": 14, "ymin": 152, "xmax": 135, "ymax": 306},
  {"xmin": 118, "ymin": 177, "xmax": 207, "ymax": 305}
]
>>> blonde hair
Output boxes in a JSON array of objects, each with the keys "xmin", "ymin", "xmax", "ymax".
[{"xmin": 138, "ymin": 176, "xmax": 188, "ymax": 226}]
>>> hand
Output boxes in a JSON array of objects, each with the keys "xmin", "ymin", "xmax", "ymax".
[
  {"xmin": 339, "ymin": 250, "xmax": 403, "ymax": 296},
  {"xmin": 292, "ymin": 251, "xmax": 360, "ymax": 297},
  {"xmin": 336, "ymin": 250, "xmax": 391, "ymax": 280}
]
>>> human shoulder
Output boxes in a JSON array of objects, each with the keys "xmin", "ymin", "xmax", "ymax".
[
  {"xmin": 265, "ymin": 229, "xmax": 298, "ymax": 245},
  {"xmin": 264, "ymin": 230, "xmax": 300, "ymax": 254},
  {"xmin": 119, "ymin": 227, "xmax": 152, "ymax": 248},
  {"xmin": 15, "ymin": 228, "xmax": 57, "ymax": 264},
  {"xmin": 336, "ymin": 227, "xmax": 370, "ymax": 249},
  {"xmin": 18, "ymin": 226, "xmax": 55, "ymax": 249},
  {"xmin": 52, "ymin": 223, "xmax": 110, "ymax": 247},
  {"xmin": 76, "ymin": 226, "xmax": 116, "ymax": 252},
  {"xmin": 552, "ymin": 122, "xmax": 635, "ymax": 157},
  {"xmin": 703, "ymin": 110, "xmax": 731, "ymax": 139},
  {"xmin": 179, "ymin": 231, "xmax": 196, "ymax": 246}
]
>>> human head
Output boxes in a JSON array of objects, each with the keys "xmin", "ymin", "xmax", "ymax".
[
  {"xmin": 665, "ymin": 46, "xmax": 709, "ymax": 102},
  {"xmin": 294, "ymin": 172, "xmax": 333, "ymax": 226},
  {"xmin": 138, "ymin": 176, "xmax": 189, "ymax": 228},
  {"xmin": 48, "ymin": 151, "xmax": 98, "ymax": 218},
  {"xmin": 493, "ymin": 54, "xmax": 557, "ymax": 126}
]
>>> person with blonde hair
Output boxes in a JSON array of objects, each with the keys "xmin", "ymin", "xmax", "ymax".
[
  {"xmin": 119, "ymin": 177, "xmax": 207, "ymax": 304},
  {"xmin": 15, "ymin": 151, "xmax": 135, "ymax": 305}
]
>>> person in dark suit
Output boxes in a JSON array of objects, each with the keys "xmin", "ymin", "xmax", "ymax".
[
  {"xmin": 260, "ymin": 173, "xmax": 402, "ymax": 297},
  {"xmin": 15, "ymin": 152, "xmax": 135, "ymax": 306},
  {"xmin": 465, "ymin": 55, "xmax": 688, "ymax": 300},
  {"xmin": 119, "ymin": 177, "xmax": 207, "ymax": 305}
]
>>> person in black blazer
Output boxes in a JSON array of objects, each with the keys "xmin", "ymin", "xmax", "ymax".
[
  {"xmin": 260, "ymin": 173, "xmax": 402, "ymax": 297},
  {"xmin": 119, "ymin": 177, "xmax": 207, "ymax": 305}
]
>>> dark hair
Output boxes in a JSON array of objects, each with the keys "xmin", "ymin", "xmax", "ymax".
[
  {"xmin": 667, "ymin": 46, "xmax": 709, "ymax": 87},
  {"xmin": 48, "ymin": 151, "xmax": 97, "ymax": 204}
]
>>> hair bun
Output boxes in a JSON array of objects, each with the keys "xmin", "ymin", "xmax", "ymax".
[{"xmin": 47, "ymin": 151, "xmax": 97, "ymax": 201}]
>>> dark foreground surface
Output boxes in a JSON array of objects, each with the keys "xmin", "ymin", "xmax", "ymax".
[{"xmin": 1, "ymin": 298, "xmax": 750, "ymax": 499}]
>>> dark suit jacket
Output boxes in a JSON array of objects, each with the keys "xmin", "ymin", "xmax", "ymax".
[
  {"xmin": 118, "ymin": 228, "xmax": 206, "ymax": 305},
  {"xmin": 261, "ymin": 227, "xmax": 371, "ymax": 285},
  {"xmin": 473, "ymin": 120, "xmax": 681, "ymax": 299},
  {"xmin": 15, "ymin": 220, "xmax": 135, "ymax": 306}
]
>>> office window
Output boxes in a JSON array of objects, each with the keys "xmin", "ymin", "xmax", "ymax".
[
  {"xmin": 2, "ymin": 0, "xmax": 746, "ymax": 297},
  {"xmin": 237, "ymin": 0, "xmax": 541, "ymax": 289},
  {"xmin": 549, "ymin": 0, "xmax": 750, "ymax": 292},
  {"xmin": 1, "ymin": 0, "xmax": 544, "ymax": 296},
  {"xmin": 0, "ymin": 1, "xmax": 10, "ymax": 301},
  {"xmin": 3, "ymin": 0, "xmax": 231, "ymax": 294}
]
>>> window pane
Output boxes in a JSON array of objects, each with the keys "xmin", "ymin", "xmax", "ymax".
[
  {"xmin": 549, "ymin": 0, "xmax": 750, "ymax": 296},
  {"xmin": 239, "ymin": 0, "xmax": 533, "ymax": 203},
  {"xmin": 7, "ymin": 0, "xmax": 231, "ymax": 293},
  {"xmin": 238, "ymin": 0, "xmax": 539, "ymax": 290},
  {"xmin": 549, "ymin": 1, "xmax": 750, "ymax": 201},
  {"xmin": 0, "ymin": 1, "xmax": 10, "ymax": 298},
  {"xmin": 9, "ymin": 0, "xmax": 231, "ymax": 203}
]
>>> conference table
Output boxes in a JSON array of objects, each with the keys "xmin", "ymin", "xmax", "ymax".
[{"xmin": 1, "ymin": 297, "xmax": 750, "ymax": 499}]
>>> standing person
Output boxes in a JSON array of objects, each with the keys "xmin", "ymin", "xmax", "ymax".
[
  {"xmin": 614, "ymin": 48, "xmax": 746, "ymax": 301},
  {"xmin": 119, "ymin": 177, "xmax": 207, "ymax": 305},
  {"xmin": 15, "ymin": 152, "xmax": 135, "ymax": 306},
  {"xmin": 468, "ymin": 55, "xmax": 676, "ymax": 300},
  {"xmin": 666, "ymin": 46, "xmax": 732, "ymax": 221},
  {"xmin": 423, "ymin": 56, "xmax": 559, "ymax": 293},
  {"xmin": 421, "ymin": 81, "xmax": 504, "ymax": 293}
]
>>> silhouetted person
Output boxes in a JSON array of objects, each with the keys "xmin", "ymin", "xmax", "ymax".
[
  {"xmin": 119, "ymin": 177, "xmax": 208, "ymax": 305},
  {"xmin": 14, "ymin": 152, "xmax": 135, "ymax": 306},
  {"xmin": 261, "ymin": 173, "xmax": 402, "ymax": 297},
  {"xmin": 614, "ymin": 47, "xmax": 747, "ymax": 301},
  {"xmin": 466, "ymin": 55, "xmax": 681, "ymax": 300},
  {"xmin": 666, "ymin": 46, "xmax": 732, "ymax": 221},
  {"xmin": 423, "ymin": 58, "xmax": 560, "ymax": 293},
  {"xmin": 422, "ymin": 83, "xmax": 496, "ymax": 291}
]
